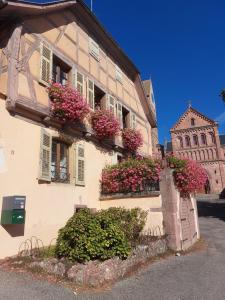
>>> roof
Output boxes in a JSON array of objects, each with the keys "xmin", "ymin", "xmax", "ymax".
[
  {"xmin": 219, "ymin": 135, "xmax": 225, "ymax": 146},
  {"xmin": 171, "ymin": 106, "xmax": 217, "ymax": 131}
]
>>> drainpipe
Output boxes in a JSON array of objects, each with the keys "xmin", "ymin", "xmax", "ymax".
[{"xmin": 0, "ymin": 0, "xmax": 7, "ymax": 9}]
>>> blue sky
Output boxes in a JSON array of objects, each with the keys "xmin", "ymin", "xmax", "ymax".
[{"xmin": 18, "ymin": 0, "xmax": 225, "ymax": 143}]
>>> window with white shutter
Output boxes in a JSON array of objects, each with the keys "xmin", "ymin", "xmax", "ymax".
[
  {"xmin": 116, "ymin": 102, "xmax": 123, "ymax": 128},
  {"xmin": 131, "ymin": 113, "xmax": 136, "ymax": 129},
  {"xmin": 115, "ymin": 66, "xmax": 122, "ymax": 83},
  {"xmin": 75, "ymin": 144, "xmax": 85, "ymax": 186},
  {"xmin": 107, "ymin": 95, "xmax": 116, "ymax": 115},
  {"xmin": 39, "ymin": 128, "xmax": 52, "ymax": 181},
  {"xmin": 40, "ymin": 43, "xmax": 53, "ymax": 86},
  {"xmin": 73, "ymin": 70, "xmax": 84, "ymax": 96},
  {"xmin": 89, "ymin": 38, "xmax": 100, "ymax": 61},
  {"xmin": 87, "ymin": 79, "xmax": 95, "ymax": 110}
]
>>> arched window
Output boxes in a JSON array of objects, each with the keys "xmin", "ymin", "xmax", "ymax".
[
  {"xmin": 201, "ymin": 133, "xmax": 207, "ymax": 145},
  {"xmin": 193, "ymin": 135, "xmax": 198, "ymax": 146},
  {"xmin": 185, "ymin": 135, "xmax": 191, "ymax": 147},
  {"xmin": 209, "ymin": 132, "xmax": 215, "ymax": 144},
  {"xmin": 178, "ymin": 136, "xmax": 183, "ymax": 148},
  {"xmin": 191, "ymin": 118, "xmax": 195, "ymax": 126}
]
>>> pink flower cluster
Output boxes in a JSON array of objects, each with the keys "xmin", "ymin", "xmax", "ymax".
[
  {"xmin": 90, "ymin": 109, "xmax": 120, "ymax": 139},
  {"xmin": 171, "ymin": 157, "xmax": 208, "ymax": 195},
  {"xmin": 122, "ymin": 128, "xmax": 143, "ymax": 153},
  {"xmin": 101, "ymin": 157, "xmax": 161, "ymax": 193},
  {"xmin": 49, "ymin": 83, "xmax": 90, "ymax": 122}
]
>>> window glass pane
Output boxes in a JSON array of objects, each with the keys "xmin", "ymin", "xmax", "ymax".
[{"xmin": 51, "ymin": 141, "xmax": 57, "ymax": 179}]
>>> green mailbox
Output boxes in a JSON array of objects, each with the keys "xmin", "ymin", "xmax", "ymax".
[{"xmin": 1, "ymin": 196, "xmax": 26, "ymax": 225}]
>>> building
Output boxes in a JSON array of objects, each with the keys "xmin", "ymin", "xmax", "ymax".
[
  {"xmin": 167, "ymin": 106, "xmax": 225, "ymax": 194},
  {"xmin": 0, "ymin": 0, "xmax": 160, "ymax": 257}
]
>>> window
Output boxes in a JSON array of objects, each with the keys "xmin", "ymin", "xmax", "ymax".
[
  {"xmin": 178, "ymin": 136, "xmax": 183, "ymax": 148},
  {"xmin": 75, "ymin": 71, "xmax": 84, "ymax": 95},
  {"xmin": 116, "ymin": 102, "xmax": 123, "ymax": 128},
  {"xmin": 51, "ymin": 140, "xmax": 69, "ymax": 182},
  {"xmin": 94, "ymin": 85, "xmax": 105, "ymax": 110},
  {"xmin": 40, "ymin": 43, "xmax": 53, "ymax": 86},
  {"xmin": 89, "ymin": 38, "xmax": 100, "ymax": 61},
  {"xmin": 191, "ymin": 118, "xmax": 195, "ymax": 126},
  {"xmin": 193, "ymin": 135, "xmax": 198, "ymax": 146},
  {"xmin": 122, "ymin": 106, "xmax": 130, "ymax": 129},
  {"xmin": 201, "ymin": 133, "xmax": 207, "ymax": 145},
  {"xmin": 209, "ymin": 132, "xmax": 215, "ymax": 144},
  {"xmin": 185, "ymin": 136, "xmax": 191, "ymax": 147},
  {"xmin": 87, "ymin": 79, "xmax": 95, "ymax": 109},
  {"xmin": 52, "ymin": 56, "xmax": 70, "ymax": 85},
  {"xmin": 115, "ymin": 66, "xmax": 122, "ymax": 83}
]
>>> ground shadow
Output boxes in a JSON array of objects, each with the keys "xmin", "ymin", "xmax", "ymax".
[{"xmin": 197, "ymin": 200, "xmax": 225, "ymax": 222}]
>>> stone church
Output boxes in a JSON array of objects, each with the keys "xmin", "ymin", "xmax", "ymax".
[{"xmin": 166, "ymin": 106, "xmax": 225, "ymax": 194}]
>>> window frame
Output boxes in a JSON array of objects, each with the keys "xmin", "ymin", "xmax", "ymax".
[{"xmin": 51, "ymin": 139, "xmax": 70, "ymax": 183}]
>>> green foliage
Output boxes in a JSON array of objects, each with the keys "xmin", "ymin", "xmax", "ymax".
[
  {"xmin": 167, "ymin": 155, "xmax": 186, "ymax": 171},
  {"xmin": 55, "ymin": 209, "xmax": 131, "ymax": 262},
  {"xmin": 97, "ymin": 207, "xmax": 147, "ymax": 244}
]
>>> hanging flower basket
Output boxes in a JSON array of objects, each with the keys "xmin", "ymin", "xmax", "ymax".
[
  {"xmin": 48, "ymin": 83, "xmax": 90, "ymax": 123},
  {"xmin": 167, "ymin": 156, "xmax": 208, "ymax": 195},
  {"xmin": 122, "ymin": 128, "xmax": 143, "ymax": 153},
  {"xmin": 90, "ymin": 109, "xmax": 120, "ymax": 139}
]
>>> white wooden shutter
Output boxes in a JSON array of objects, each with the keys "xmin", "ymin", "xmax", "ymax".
[
  {"xmin": 115, "ymin": 66, "xmax": 122, "ymax": 83},
  {"xmin": 89, "ymin": 38, "xmax": 100, "ymax": 61},
  {"xmin": 87, "ymin": 79, "xmax": 95, "ymax": 110},
  {"xmin": 131, "ymin": 113, "xmax": 136, "ymax": 129},
  {"xmin": 107, "ymin": 94, "xmax": 116, "ymax": 115},
  {"xmin": 73, "ymin": 68, "xmax": 85, "ymax": 96},
  {"xmin": 39, "ymin": 128, "xmax": 52, "ymax": 181},
  {"xmin": 75, "ymin": 144, "xmax": 85, "ymax": 186},
  {"xmin": 39, "ymin": 43, "xmax": 53, "ymax": 86},
  {"xmin": 116, "ymin": 101, "xmax": 123, "ymax": 128}
]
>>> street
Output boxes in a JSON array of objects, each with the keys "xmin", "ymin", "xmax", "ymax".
[{"xmin": 1, "ymin": 197, "xmax": 225, "ymax": 300}]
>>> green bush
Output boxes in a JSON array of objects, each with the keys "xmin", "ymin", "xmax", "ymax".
[
  {"xmin": 55, "ymin": 209, "xmax": 131, "ymax": 262},
  {"xmin": 97, "ymin": 207, "xmax": 147, "ymax": 245}
]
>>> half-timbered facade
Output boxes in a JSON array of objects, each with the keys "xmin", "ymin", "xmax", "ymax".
[{"xmin": 0, "ymin": 0, "xmax": 158, "ymax": 257}]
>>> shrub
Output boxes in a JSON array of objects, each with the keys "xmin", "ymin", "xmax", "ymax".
[
  {"xmin": 49, "ymin": 83, "xmax": 90, "ymax": 122},
  {"xmin": 101, "ymin": 157, "xmax": 161, "ymax": 193},
  {"xmin": 167, "ymin": 155, "xmax": 208, "ymax": 195},
  {"xmin": 90, "ymin": 109, "xmax": 120, "ymax": 139},
  {"xmin": 97, "ymin": 207, "xmax": 147, "ymax": 245},
  {"xmin": 122, "ymin": 128, "xmax": 143, "ymax": 153},
  {"xmin": 55, "ymin": 209, "xmax": 131, "ymax": 262}
]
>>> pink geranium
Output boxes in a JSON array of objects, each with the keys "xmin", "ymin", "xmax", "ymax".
[
  {"xmin": 122, "ymin": 128, "xmax": 143, "ymax": 153},
  {"xmin": 90, "ymin": 109, "xmax": 120, "ymax": 139},
  {"xmin": 101, "ymin": 157, "xmax": 161, "ymax": 194},
  {"xmin": 48, "ymin": 83, "xmax": 90, "ymax": 122}
]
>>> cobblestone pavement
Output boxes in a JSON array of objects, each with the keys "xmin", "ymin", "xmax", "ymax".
[{"xmin": 0, "ymin": 197, "xmax": 225, "ymax": 300}]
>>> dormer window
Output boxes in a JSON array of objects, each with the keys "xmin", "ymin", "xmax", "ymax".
[{"xmin": 191, "ymin": 118, "xmax": 195, "ymax": 126}]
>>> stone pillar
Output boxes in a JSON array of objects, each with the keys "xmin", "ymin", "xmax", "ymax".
[{"xmin": 160, "ymin": 168, "xmax": 182, "ymax": 251}]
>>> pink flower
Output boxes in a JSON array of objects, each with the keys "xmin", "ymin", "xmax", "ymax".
[{"xmin": 122, "ymin": 128, "xmax": 143, "ymax": 153}]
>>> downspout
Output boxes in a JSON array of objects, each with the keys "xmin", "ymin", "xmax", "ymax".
[{"xmin": 0, "ymin": 0, "xmax": 7, "ymax": 9}]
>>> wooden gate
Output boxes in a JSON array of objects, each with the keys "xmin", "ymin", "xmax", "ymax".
[{"xmin": 180, "ymin": 196, "xmax": 198, "ymax": 250}]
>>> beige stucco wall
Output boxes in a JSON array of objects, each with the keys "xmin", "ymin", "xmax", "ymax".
[
  {"xmin": 100, "ymin": 195, "xmax": 163, "ymax": 235},
  {"xmin": 0, "ymin": 98, "xmax": 117, "ymax": 258}
]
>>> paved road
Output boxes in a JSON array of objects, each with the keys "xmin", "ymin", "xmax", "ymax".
[{"xmin": 1, "ymin": 197, "xmax": 225, "ymax": 300}]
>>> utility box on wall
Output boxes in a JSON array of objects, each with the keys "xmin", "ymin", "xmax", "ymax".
[{"xmin": 1, "ymin": 196, "xmax": 26, "ymax": 225}]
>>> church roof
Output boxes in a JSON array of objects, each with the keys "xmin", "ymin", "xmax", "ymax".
[{"xmin": 171, "ymin": 106, "xmax": 217, "ymax": 131}]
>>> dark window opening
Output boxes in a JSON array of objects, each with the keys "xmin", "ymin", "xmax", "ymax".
[
  {"xmin": 215, "ymin": 170, "xmax": 217, "ymax": 174},
  {"xmin": 178, "ymin": 136, "xmax": 183, "ymax": 148},
  {"xmin": 209, "ymin": 132, "xmax": 216, "ymax": 144},
  {"xmin": 201, "ymin": 134, "xmax": 207, "ymax": 145},
  {"xmin": 94, "ymin": 85, "xmax": 105, "ymax": 110},
  {"xmin": 51, "ymin": 140, "xmax": 69, "ymax": 183},
  {"xmin": 52, "ymin": 56, "xmax": 71, "ymax": 85},
  {"xmin": 193, "ymin": 135, "xmax": 198, "ymax": 146},
  {"xmin": 122, "ymin": 106, "xmax": 130, "ymax": 129},
  {"xmin": 191, "ymin": 118, "xmax": 195, "ymax": 126},
  {"xmin": 185, "ymin": 136, "xmax": 191, "ymax": 147},
  {"xmin": 216, "ymin": 180, "xmax": 219, "ymax": 184}
]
